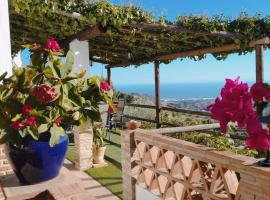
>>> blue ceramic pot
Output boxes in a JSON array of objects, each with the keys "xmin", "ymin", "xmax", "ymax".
[{"xmin": 6, "ymin": 135, "xmax": 69, "ymax": 184}]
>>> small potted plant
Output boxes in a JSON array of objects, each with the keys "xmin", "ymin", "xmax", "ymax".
[
  {"xmin": 0, "ymin": 39, "xmax": 113, "ymax": 183},
  {"xmin": 93, "ymin": 123, "xmax": 107, "ymax": 164}
]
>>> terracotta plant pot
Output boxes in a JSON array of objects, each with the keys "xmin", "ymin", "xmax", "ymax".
[
  {"xmin": 126, "ymin": 120, "xmax": 141, "ymax": 130},
  {"xmin": 93, "ymin": 146, "xmax": 107, "ymax": 164}
]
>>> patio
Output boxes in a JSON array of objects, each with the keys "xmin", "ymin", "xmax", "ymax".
[
  {"xmin": 1, "ymin": 1, "xmax": 270, "ymax": 200},
  {"xmin": 67, "ymin": 130, "xmax": 123, "ymax": 199},
  {"xmin": 0, "ymin": 159, "xmax": 119, "ymax": 200}
]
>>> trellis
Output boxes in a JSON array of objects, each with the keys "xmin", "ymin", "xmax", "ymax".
[{"xmin": 9, "ymin": 0, "xmax": 270, "ymax": 127}]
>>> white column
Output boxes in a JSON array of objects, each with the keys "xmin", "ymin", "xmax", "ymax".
[
  {"xmin": 0, "ymin": 2, "xmax": 13, "ymax": 181},
  {"xmin": 69, "ymin": 39, "xmax": 93, "ymax": 169},
  {"xmin": 12, "ymin": 51, "xmax": 22, "ymax": 68},
  {"xmin": 0, "ymin": 0, "xmax": 12, "ymax": 75},
  {"xmin": 69, "ymin": 39, "xmax": 90, "ymax": 77}
]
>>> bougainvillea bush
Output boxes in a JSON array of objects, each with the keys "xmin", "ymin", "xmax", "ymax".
[
  {"xmin": 0, "ymin": 39, "xmax": 113, "ymax": 147},
  {"xmin": 208, "ymin": 77, "xmax": 270, "ymax": 150}
]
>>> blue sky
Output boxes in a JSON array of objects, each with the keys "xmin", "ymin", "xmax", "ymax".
[{"xmin": 21, "ymin": 0, "xmax": 270, "ymax": 85}]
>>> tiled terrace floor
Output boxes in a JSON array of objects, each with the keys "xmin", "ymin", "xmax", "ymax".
[
  {"xmin": 63, "ymin": 160, "xmax": 119, "ymax": 200},
  {"xmin": 67, "ymin": 130, "xmax": 123, "ymax": 199},
  {"xmin": 0, "ymin": 159, "xmax": 119, "ymax": 200}
]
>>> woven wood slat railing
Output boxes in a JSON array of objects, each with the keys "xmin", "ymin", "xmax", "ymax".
[{"xmin": 121, "ymin": 128, "xmax": 270, "ymax": 200}]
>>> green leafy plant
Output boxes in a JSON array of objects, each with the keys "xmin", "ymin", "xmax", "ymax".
[
  {"xmin": 175, "ymin": 131, "xmax": 261, "ymax": 158},
  {"xmin": 0, "ymin": 39, "xmax": 113, "ymax": 147},
  {"xmin": 93, "ymin": 123, "xmax": 107, "ymax": 147}
]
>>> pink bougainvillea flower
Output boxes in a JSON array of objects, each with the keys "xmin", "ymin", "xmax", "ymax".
[
  {"xmin": 45, "ymin": 39, "xmax": 60, "ymax": 52},
  {"xmin": 100, "ymin": 81, "xmax": 111, "ymax": 91},
  {"xmin": 54, "ymin": 117, "xmax": 62, "ymax": 126},
  {"xmin": 246, "ymin": 130, "xmax": 270, "ymax": 150},
  {"xmin": 25, "ymin": 116, "xmax": 37, "ymax": 126},
  {"xmin": 208, "ymin": 77, "xmax": 253, "ymax": 133},
  {"xmin": 223, "ymin": 76, "xmax": 240, "ymax": 90},
  {"xmin": 31, "ymin": 84, "xmax": 58, "ymax": 104},
  {"xmin": 208, "ymin": 98, "xmax": 229, "ymax": 132},
  {"xmin": 245, "ymin": 113, "xmax": 264, "ymax": 135},
  {"xmin": 208, "ymin": 77, "xmax": 270, "ymax": 150},
  {"xmin": 11, "ymin": 120, "xmax": 25, "ymax": 130},
  {"xmin": 250, "ymin": 82, "xmax": 270, "ymax": 102},
  {"xmin": 22, "ymin": 104, "xmax": 32, "ymax": 116}
]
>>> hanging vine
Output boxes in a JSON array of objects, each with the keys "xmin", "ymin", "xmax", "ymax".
[{"xmin": 9, "ymin": 0, "xmax": 270, "ymax": 66}]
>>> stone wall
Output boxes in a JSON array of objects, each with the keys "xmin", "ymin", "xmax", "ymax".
[
  {"xmin": 74, "ymin": 125, "xmax": 93, "ymax": 170},
  {"xmin": 0, "ymin": 145, "xmax": 13, "ymax": 177},
  {"xmin": 0, "ymin": 145, "xmax": 13, "ymax": 200}
]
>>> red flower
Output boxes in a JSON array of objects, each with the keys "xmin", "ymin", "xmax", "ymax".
[
  {"xmin": 31, "ymin": 84, "xmax": 58, "ymax": 104},
  {"xmin": 11, "ymin": 120, "xmax": 25, "ymax": 130},
  {"xmin": 54, "ymin": 117, "xmax": 62, "ymax": 126},
  {"xmin": 100, "ymin": 81, "xmax": 111, "ymax": 91},
  {"xmin": 250, "ymin": 82, "xmax": 270, "ymax": 102},
  {"xmin": 45, "ymin": 39, "xmax": 60, "ymax": 52},
  {"xmin": 22, "ymin": 104, "xmax": 32, "ymax": 115},
  {"xmin": 25, "ymin": 116, "xmax": 37, "ymax": 126}
]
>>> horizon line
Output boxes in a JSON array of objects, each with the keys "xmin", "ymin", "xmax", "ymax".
[{"xmin": 113, "ymin": 80, "xmax": 266, "ymax": 86}]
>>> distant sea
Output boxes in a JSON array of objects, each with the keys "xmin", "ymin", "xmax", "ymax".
[{"xmin": 115, "ymin": 82, "xmax": 226, "ymax": 100}]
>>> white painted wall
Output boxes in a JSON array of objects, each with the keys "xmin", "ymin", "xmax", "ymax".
[
  {"xmin": 0, "ymin": 0, "xmax": 12, "ymax": 75},
  {"xmin": 69, "ymin": 39, "xmax": 90, "ymax": 77}
]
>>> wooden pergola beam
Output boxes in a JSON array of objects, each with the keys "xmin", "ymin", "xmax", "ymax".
[
  {"xmin": 72, "ymin": 26, "xmax": 105, "ymax": 41},
  {"xmin": 107, "ymin": 37, "xmax": 270, "ymax": 68},
  {"xmin": 156, "ymin": 43, "xmax": 239, "ymax": 61},
  {"xmin": 251, "ymin": 37, "xmax": 270, "ymax": 46},
  {"xmin": 156, "ymin": 37, "xmax": 270, "ymax": 62},
  {"xmin": 256, "ymin": 45, "xmax": 264, "ymax": 82},
  {"xmin": 60, "ymin": 25, "xmax": 105, "ymax": 49},
  {"xmin": 154, "ymin": 61, "xmax": 161, "ymax": 128},
  {"xmin": 107, "ymin": 44, "xmax": 239, "ymax": 68},
  {"xmin": 255, "ymin": 43, "xmax": 264, "ymax": 116},
  {"xmin": 107, "ymin": 67, "xmax": 111, "ymax": 84},
  {"xmin": 90, "ymin": 56, "xmax": 114, "ymax": 65}
]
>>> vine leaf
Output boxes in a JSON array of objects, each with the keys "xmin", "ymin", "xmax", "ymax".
[
  {"xmin": 49, "ymin": 124, "xmax": 65, "ymax": 147},
  {"xmin": 38, "ymin": 124, "xmax": 49, "ymax": 134},
  {"xmin": 61, "ymin": 50, "xmax": 74, "ymax": 77}
]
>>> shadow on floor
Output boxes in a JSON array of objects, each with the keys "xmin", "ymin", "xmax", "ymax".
[
  {"xmin": 85, "ymin": 181, "xmax": 122, "ymax": 190},
  {"xmin": 104, "ymin": 156, "xmax": 121, "ymax": 169},
  {"xmin": 96, "ymin": 192, "xmax": 123, "ymax": 199},
  {"xmin": 81, "ymin": 177, "xmax": 121, "ymax": 181},
  {"xmin": 104, "ymin": 138, "xmax": 121, "ymax": 148}
]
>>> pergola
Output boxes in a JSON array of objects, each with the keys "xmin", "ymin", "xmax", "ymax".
[{"xmin": 3, "ymin": 0, "xmax": 270, "ymax": 128}]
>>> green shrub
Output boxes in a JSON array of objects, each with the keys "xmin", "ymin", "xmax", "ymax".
[{"xmin": 173, "ymin": 131, "xmax": 262, "ymax": 158}]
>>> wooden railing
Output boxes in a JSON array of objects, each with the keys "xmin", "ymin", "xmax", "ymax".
[
  {"xmin": 121, "ymin": 126, "xmax": 270, "ymax": 200},
  {"xmin": 124, "ymin": 104, "xmax": 211, "ymax": 127}
]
